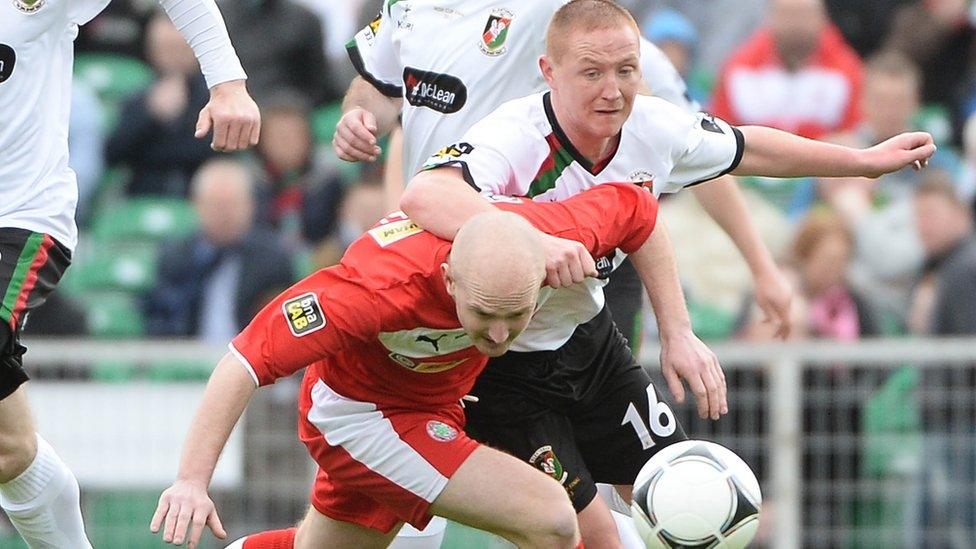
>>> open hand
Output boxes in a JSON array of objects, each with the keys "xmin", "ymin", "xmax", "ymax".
[
  {"xmin": 150, "ymin": 480, "xmax": 227, "ymax": 549},
  {"xmin": 659, "ymin": 331, "xmax": 727, "ymax": 420}
]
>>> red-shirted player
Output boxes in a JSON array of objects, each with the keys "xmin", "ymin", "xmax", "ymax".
[{"xmin": 151, "ymin": 183, "xmax": 657, "ymax": 549}]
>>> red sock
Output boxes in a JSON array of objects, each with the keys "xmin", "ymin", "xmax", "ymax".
[{"xmin": 241, "ymin": 528, "xmax": 297, "ymax": 549}]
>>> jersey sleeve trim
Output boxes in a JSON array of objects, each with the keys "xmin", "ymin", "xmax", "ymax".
[
  {"xmin": 347, "ymin": 43, "xmax": 403, "ymax": 98},
  {"xmin": 684, "ymin": 125, "xmax": 745, "ymax": 188},
  {"xmin": 421, "ymin": 161, "xmax": 481, "ymax": 192},
  {"xmin": 227, "ymin": 342, "xmax": 260, "ymax": 387}
]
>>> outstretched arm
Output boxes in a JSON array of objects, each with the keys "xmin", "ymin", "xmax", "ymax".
[
  {"xmin": 158, "ymin": 0, "xmax": 261, "ymax": 151},
  {"xmin": 734, "ymin": 127, "xmax": 935, "ymax": 179},
  {"xmin": 691, "ymin": 175, "xmax": 793, "ymax": 338},
  {"xmin": 151, "ymin": 353, "xmax": 256, "ymax": 548},
  {"xmin": 402, "ymin": 169, "xmax": 597, "ymax": 287}
]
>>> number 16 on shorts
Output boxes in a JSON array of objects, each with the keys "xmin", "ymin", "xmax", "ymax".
[{"xmin": 622, "ymin": 384, "xmax": 677, "ymax": 450}]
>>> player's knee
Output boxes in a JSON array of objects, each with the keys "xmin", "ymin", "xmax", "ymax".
[
  {"xmin": 0, "ymin": 431, "xmax": 36, "ymax": 483},
  {"xmin": 518, "ymin": 486, "xmax": 578, "ymax": 547}
]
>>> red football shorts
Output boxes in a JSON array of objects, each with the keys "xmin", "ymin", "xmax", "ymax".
[{"xmin": 297, "ymin": 371, "xmax": 480, "ymax": 533}]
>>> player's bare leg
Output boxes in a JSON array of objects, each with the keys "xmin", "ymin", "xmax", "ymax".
[
  {"xmin": 0, "ymin": 386, "xmax": 37, "ymax": 483},
  {"xmin": 430, "ymin": 445, "xmax": 580, "ymax": 548},
  {"xmin": 577, "ymin": 494, "xmax": 624, "ymax": 549},
  {"xmin": 0, "ymin": 385, "xmax": 91, "ymax": 547},
  {"xmin": 294, "ymin": 506, "xmax": 400, "ymax": 549}
]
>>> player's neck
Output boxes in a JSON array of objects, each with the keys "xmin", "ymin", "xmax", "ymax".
[{"xmin": 551, "ymin": 102, "xmax": 619, "ymax": 166}]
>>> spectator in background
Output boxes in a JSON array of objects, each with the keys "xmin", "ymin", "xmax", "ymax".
[
  {"xmin": 105, "ymin": 12, "xmax": 215, "ymax": 196},
  {"xmin": 885, "ymin": 0, "xmax": 976, "ymax": 143},
  {"xmin": 957, "ymin": 113, "xmax": 976, "ymax": 212},
  {"xmin": 145, "ymin": 159, "xmax": 294, "ymax": 343},
  {"xmin": 710, "ymin": 0, "xmax": 864, "ymax": 140},
  {"xmin": 310, "ymin": 179, "xmax": 386, "ymax": 269},
  {"xmin": 252, "ymin": 94, "xmax": 346, "ymax": 249},
  {"xmin": 912, "ymin": 175, "xmax": 976, "ymax": 546},
  {"xmin": 218, "ymin": 0, "xmax": 335, "ymax": 107},
  {"xmin": 74, "ymin": 0, "xmax": 152, "ymax": 57},
  {"xmin": 822, "ymin": 53, "xmax": 960, "ymax": 329},
  {"xmin": 642, "ymin": 9, "xmax": 705, "ymax": 103}
]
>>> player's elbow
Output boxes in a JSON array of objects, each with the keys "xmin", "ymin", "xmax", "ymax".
[{"xmin": 399, "ymin": 171, "xmax": 441, "ymax": 218}]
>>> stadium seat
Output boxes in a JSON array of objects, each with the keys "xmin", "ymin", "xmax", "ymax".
[
  {"xmin": 71, "ymin": 245, "xmax": 158, "ymax": 293},
  {"xmin": 92, "ymin": 198, "xmax": 197, "ymax": 245},
  {"xmin": 311, "ymin": 102, "xmax": 343, "ymax": 144},
  {"xmin": 86, "ymin": 490, "xmax": 168, "ymax": 548},
  {"xmin": 90, "ymin": 360, "xmax": 139, "ymax": 382},
  {"xmin": 82, "ymin": 292, "xmax": 146, "ymax": 338},
  {"xmin": 688, "ymin": 299, "xmax": 736, "ymax": 341},
  {"xmin": 147, "ymin": 360, "xmax": 211, "ymax": 382},
  {"xmin": 73, "ymin": 53, "xmax": 154, "ymax": 105}
]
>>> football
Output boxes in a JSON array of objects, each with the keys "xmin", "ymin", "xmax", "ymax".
[{"xmin": 630, "ymin": 440, "xmax": 762, "ymax": 548}]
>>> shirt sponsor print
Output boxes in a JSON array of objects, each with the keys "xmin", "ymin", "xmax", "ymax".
[
  {"xmin": 403, "ymin": 67, "xmax": 467, "ymax": 114},
  {"xmin": 282, "ymin": 292, "xmax": 326, "ymax": 337}
]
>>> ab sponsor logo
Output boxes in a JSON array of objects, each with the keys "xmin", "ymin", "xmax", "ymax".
[{"xmin": 282, "ymin": 292, "xmax": 326, "ymax": 337}]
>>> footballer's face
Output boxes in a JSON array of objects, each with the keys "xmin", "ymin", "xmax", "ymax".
[
  {"xmin": 541, "ymin": 24, "xmax": 642, "ymax": 147},
  {"xmin": 444, "ymin": 269, "xmax": 538, "ymax": 357}
]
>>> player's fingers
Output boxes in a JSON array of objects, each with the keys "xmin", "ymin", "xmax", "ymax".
[
  {"xmin": 712, "ymin": 360, "xmax": 728, "ymax": 416},
  {"xmin": 194, "ymin": 107, "xmax": 212, "ymax": 139},
  {"xmin": 335, "ymin": 128, "xmax": 380, "ymax": 160},
  {"xmin": 222, "ymin": 121, "xmax": 244, "ymax": 153},
  {"xmin": 700, "ymin": 368, "xmax": 720, "ymax": 420},
  {"xmin": 249, "ymin": 116, "xmax": 261, "ymax": 146},
  {"xmin": 162, "ymin": 502, "xmax": 180, "ymax": 542},
  {"xmin": 208, "ymin": 509, "xmax": 228, "ymax": 539},
  {"xmin": 687, "ymin": 374, "xmax": 709, "ymax": 419},
  {"xmin": 556, "ymin": 262, "xmax": 574, "ymax": 288},
  {"xmin": 361, "ymin": 109, "xmax": 378, "ymax": 133},
  {"xmin": 210, "ymin": 114, "xmax": 230, "ymax": 151},
  {"xmin": 578, "ymin": 248, "xmax": 598, "ymax": 278},
  {"xmin": 333, "ymin": 133, "xmax": 376, "ymax": 162},
  {"xmin": 661, "ymin": 364, "xmax": 685, "ymax": 405},
  {"xmin": 149, "ymin": 497, "xmax": 168, "ymax": 533},
  {"xmin": 348, "ymin": 116, "xmax": 379, "ymax": 146},
  {"xmin": 567, "ymin": 255, "xmax": 585, "ymax": 284},
  {"xmin": 233, "ymin": 121, "xmax": 253, "ymax": 151},
  {"xmin": 187, "ymin": 510, "xmax": 209, "ymax": 549},
  {"xmin": 171, "ymin": 507, "xmax": 194, "ymax": 546}
]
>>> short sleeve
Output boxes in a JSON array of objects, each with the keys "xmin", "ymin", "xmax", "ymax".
[
  {"xmin": 669, "ymin": 112, "xmax": 744, "ymax": 188},
  {"xmin": 496, "ymin": 183, "xmax": 659, "ymax": 256},
  {"xmin": 640, "ymin": 37, "xmax": 700, "ymax": 113},
  {"xmin": 69, "ymin": 0, "xmax": 111, "ymax": 25},
  {"xmin": 229, "ymin": 273, "xmax": 380, "ymax": 386},
  {"xmin": 419, "ymin": 107, "xmax": 547, "ymax": 196},
  {"xmin": 346, "ymin": 5, "xmax": 403, "ymax": 98}
]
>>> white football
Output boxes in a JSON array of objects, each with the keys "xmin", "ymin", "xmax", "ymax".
[{"xmin": 630, "ymin": 440, "xmax": 762, "ymax": 548}]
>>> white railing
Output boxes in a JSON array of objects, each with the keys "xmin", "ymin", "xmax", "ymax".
[{"xmin": 17, "ymin": 337, "xmax": 976, "ymax": 548}]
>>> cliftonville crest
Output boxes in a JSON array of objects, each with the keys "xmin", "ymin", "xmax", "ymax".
[{"xmin": 480, "ymin": 8, "xmax": 514, "ymax": 57}]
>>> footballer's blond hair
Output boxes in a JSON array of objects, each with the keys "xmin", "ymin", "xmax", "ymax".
[{"xmin": 545, "ymin": 0, "xmax": 640, "ymax": 61}]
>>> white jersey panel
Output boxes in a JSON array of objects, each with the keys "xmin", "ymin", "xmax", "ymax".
[
  {"xmin": 349, "ymin": 0, "xmax": 563, "ymax": 182},
  {"xmin": 422, "ymin": 92, "xmax": 743, "ymax": 350},
  {"xmin": 0, "ymin": 0, "xmax": 105, "ymax": 251}
]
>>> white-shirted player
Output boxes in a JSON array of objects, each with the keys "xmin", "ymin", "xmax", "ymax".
[
  {"xmin": 334, "ymin": 0, "xmax": 788, "ymax": 546},
  {"xmin": 397, "ymin": 1, "xmax": 933, "ymax": 548},
  {"xmin": 0, "ymin": 1, "xmax": 258, "ymax": 545}
]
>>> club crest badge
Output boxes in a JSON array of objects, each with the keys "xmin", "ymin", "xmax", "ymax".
[
  {"xmin": 480, "ymin": 8, "xmax": 514, "ymax": 57},
  {"xmin": 12, "ymin": 0, "xmax": 44, "ymax": 13}
]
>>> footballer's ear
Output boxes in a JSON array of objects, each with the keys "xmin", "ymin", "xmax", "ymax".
[
  {"xmin": 539, "ymin": 55, "xmax": 555, "ymax": 87},
  {"xmin": 441, "ymin": 263, "xmax": 456, "ymax": 296}
]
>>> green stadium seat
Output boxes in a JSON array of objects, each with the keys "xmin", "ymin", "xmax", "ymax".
[
  {"xmin": 82, "ymin": 292, "xmax": 146, "ymax": 338},
  {"xmin": 147, "ymin": 360, "xmax": 211, "ymax": 382},
  {"xmin": 90, "ymin": 359, "xmax": 139, "ymax": 381},
  {"xmin": 73, "ymin": 53, "xmax": 154, "ymax": 105},
  {"xmin": 72, "ymin": 245, "xmax": 158, "ymax": 293},
  {"xmin": 86, "ymin": 490, "xmax": 173, "ymax": 548},
  {"xmin": 311, "ymin": 102, "xmax": 343, "ymax": 144},
  {"xmin": 93, "ymin": 198, "xmax": 197, "ymax": 245},
  {"xmin": 688, "ymin": 300, "xmax": 735, "ymax": 341}
]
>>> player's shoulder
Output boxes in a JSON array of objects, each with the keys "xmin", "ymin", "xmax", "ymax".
[
  {"xmin": 340, "ymin": 216, "xmax": 449, "ymax": 288},
  {"xmin": 629, "ymin": 94, "xmax": 696, "ymax": 136}
]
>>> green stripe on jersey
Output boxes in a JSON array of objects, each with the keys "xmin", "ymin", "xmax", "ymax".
[
  {"xmin": 1, "ymin": 232, "xmax": 44, "ymax": 322},
  {"xmin": 527, "ymin": 136, "xmax": 575, "ymax": 198}
]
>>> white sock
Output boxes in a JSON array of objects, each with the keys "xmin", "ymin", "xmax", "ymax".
[
  {"xmin": 611, "ymin": 510, "xmax": 644, "ymax": 549},
  {"xmin": 390, "ymin": 517, "xmax": 447, "ymax": 549},
  {"xmin": 0, "ymin": 434, "xmax": 91, "ymax": 549}
]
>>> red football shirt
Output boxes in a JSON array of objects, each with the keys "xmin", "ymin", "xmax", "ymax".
[{"xmin": 230, "ymin": 183, "xmax": 658, "ymax": 409}]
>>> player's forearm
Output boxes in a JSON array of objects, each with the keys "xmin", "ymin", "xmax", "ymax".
[
  {"xmin": 342, "ymin": 76, "xmax": 402, "ymax": 139},
  {"xmin": 690, "ymin": 175, "xmax": 778, "ymax": 278},
  {"xmin": 400, "ymin": 168, "xmax": 495, "ymax": 240},
  {"xmin": 175, "ymin": 353, "xmax": 256, "ymax": 487},
  {"xmin": 628, "ymin": 219, "xmax": 693, "ymax": 339},
  {"xmin": 157, "ymin": 0, "xmax": 247, "ymax": 89},
  {"xmin": 733, "ymin": 125, "xmax": 866, "ymax": 178},
  {"xmin": 383, "ymin": 127, "xmax": 406, "ymax": 211}
]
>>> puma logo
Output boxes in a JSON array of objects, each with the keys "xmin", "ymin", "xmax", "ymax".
[{"xmin": 416, "ymin": 333, "xmax": 448, "ymax": 352}]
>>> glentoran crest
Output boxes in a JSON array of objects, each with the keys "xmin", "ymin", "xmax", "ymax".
[
  {"xmin": 12, "ymin": 0, "xmax": 44, "ymax": 13},
  {"xmin": 479, "ymin": 8, "xmax": 514, "ymax": 57}
]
